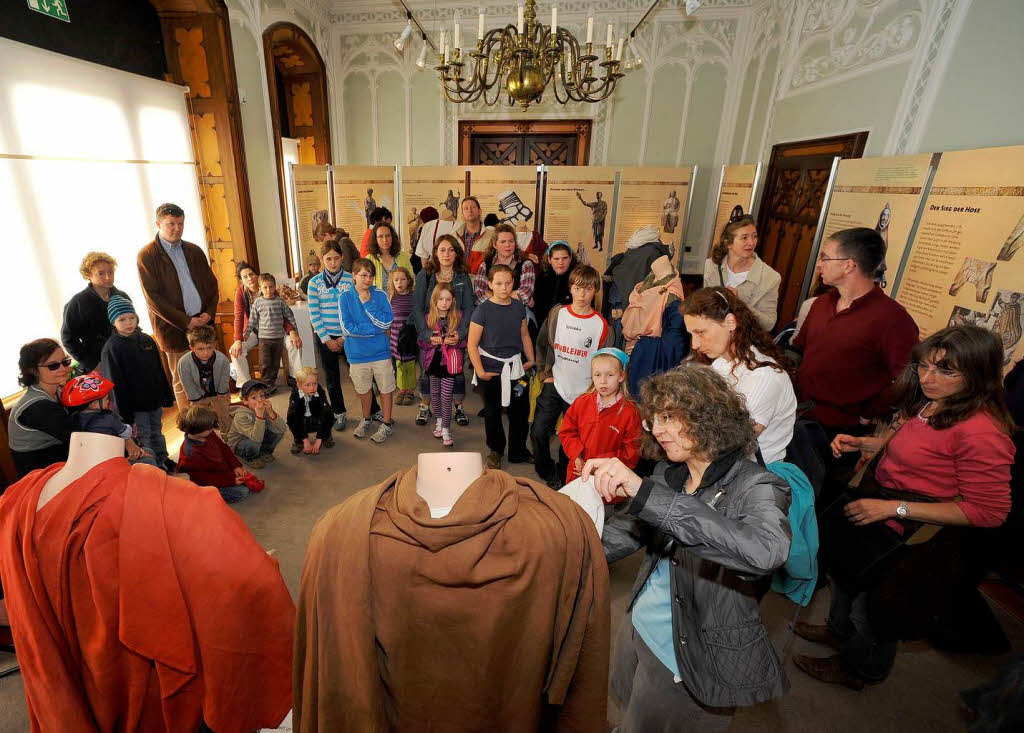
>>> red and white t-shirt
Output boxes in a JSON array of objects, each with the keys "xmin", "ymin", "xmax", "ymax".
[{"xmin": 551, "ymin": 306, "xmax": 610, "ymax": 404}]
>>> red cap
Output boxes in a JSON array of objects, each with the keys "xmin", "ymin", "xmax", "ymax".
[{"xmin": 60, "ymin": 372, "xmax": 114, "ymax": 407}]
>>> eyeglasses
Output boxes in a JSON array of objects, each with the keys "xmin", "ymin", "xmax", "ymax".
[
  {"xmin": 641, "ymin": 413, "xmax": 674, "ymax": 432},
  {"xmin": 39, "ymin": 358, "xmax": 72, "ymax": 371},
  {"xmin": 912, "ymin": 362, "xmax": 961, "ymax": 379}
]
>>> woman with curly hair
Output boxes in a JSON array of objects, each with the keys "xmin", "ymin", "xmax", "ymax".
[
  {"xmin": 683, "ymin": 286, "xmax": 797, "ymax": 464},
  {"xmin": 703, "ymin": 214, "xmax": 781, "ymax": 331},
  {"xmin": 797, "ymin": 325, "xmax": 1014, "ymax": 690},
  {"xmin": 583, "ymin": 364, "xmax": 792, "ymax": 731},
  {"xmin": 61, "ymin": 252, "xmax": 131, "ymax": 372}
]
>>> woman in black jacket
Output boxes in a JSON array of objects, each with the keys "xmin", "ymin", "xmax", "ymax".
[
  {"xmin": 584, "ymin": 364, "xmax": 791, "ymax": 732},
  {"xmin": 532, "ymin": 241, "xmax": 577, "ymax": 332},
  {"xmin": 60, "ymin": 252, "xmax": 130, "ymax": 372}
]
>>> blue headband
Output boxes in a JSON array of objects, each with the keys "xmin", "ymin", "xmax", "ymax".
[
  {"xmin": 594, "ymin": 347, "xmax": 629, "ymax": 369},
  {"xmin": 546, "ymin": 240, "xmax": 570, "ymax": 256}
]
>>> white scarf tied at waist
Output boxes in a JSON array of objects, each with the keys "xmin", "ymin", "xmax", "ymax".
[{"xmin": 472, "ymin": 348, "xmax": 525, "ymax": 406}]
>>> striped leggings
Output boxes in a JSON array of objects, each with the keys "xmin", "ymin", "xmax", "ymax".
[{"xmin": 429, "ymin": 376, "xmax": 455, "ymax": 431}]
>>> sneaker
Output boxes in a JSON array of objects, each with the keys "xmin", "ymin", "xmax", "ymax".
[
  {"xmin": 333, "ymin": 412, "xmax": 348, "ymax": 431},
  {"xmin": 415, "ymin": 404, "xmax": 431, "ymax": 425},
  {"xmin": 290, "ymin": 443, "xmax": 303, "ymax": 455},
  {"xmin": 442, "ymin": 429, "xmax": 454, "ymax": 448},
  {"xmin": 485, "ymin": 451, "xmax": 502, "ymax": 469},
  {"xmin": 323, "ymin": 437, "xmax": 335, "ymax": 449},
  {"xmin": 241, "ymin": 456, "xmax": 266, "ymax": 469},
  {"xmin": 370, "ymin": 422, "xmax": 394, "ymax": 443},
  {"xmin": 433, "ymin": 418, "xmax": 443, "ymax": 439},
  {"xmin": 454, "ymin": 405, "xmax": 469, "ymax": 426},
  {"xmin": 261, "ymin": 452, "xmax": 277, "ymax": 464},
  {"xmin": 353, "ymin": 419, "xmax": 374, "ymax": 439},
  {"xmin": 371, "ymin": 410, "xmax": 385, "ymax": 423}
]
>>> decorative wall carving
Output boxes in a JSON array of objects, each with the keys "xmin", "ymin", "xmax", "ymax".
[
  {"xmin": 193, "ymin": 113, "xmax": 223, "ymax": 176},
  {"xmin": 291, "ymin": 81, "xmax": 313, "ymax": 126},
  {"xmin": 176, "ymin": 27, "xmax": 212, "ymax": 98}
]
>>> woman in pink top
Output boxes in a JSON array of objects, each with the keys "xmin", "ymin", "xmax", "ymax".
[{"xmin": 795, "ymin": 325, "xmax": 1015, "ymax": 691}]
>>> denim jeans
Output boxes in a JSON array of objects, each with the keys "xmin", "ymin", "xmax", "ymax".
[
  {"xmin": 827, "ymin": 579, "xmax": 898, "ymax": 682},
  {"xmin": 217, "ymin": 484, "xmax": 250, "ymax": 504},
  {"xmin": 134, "ymin": 407, "xmax": 168, "ymax": 466},
  {"xmin": 233, "ymin": 430, "xmax": 284, "ymax": 460}
]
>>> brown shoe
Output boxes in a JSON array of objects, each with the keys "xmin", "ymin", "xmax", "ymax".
[
  {"xmin": 794, "ymin": 622, "xmax": 845, "ymax": 652},
  {"xmin": 793, "ymin": 654, "xmax": 864, "ymax": 691},
  {"xmin": 485, "ymin": 451, "xmax": 502, "ymax": 470}
]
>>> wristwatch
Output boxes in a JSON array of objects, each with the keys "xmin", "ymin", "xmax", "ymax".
[{"xmin": 895, "ymin": 501, "xmax": 909, "ymax": 518}]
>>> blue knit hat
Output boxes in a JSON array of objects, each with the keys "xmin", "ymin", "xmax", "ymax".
[{"xmin": 107, "ymin": 294, "xmax": 136, "ymax": 323}]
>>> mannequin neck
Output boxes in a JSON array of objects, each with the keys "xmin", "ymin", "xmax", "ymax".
[
  {"xmin": 37, "ymin": 432, "xmax": 123, "ymax": 510},
  {"xmin": 415, "ymin": 452, "xmax": 484, "ymax": 515},
  {"xmin": 648, "ymin": 255, "xmax": 674, "ymax": 284}
]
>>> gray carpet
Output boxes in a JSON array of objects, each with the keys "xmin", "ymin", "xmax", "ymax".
[{"xmin": 0, "ymin": 383, "xmax": 1020, "ymax": 731}]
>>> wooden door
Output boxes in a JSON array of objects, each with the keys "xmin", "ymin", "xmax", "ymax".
[
  {"xmin": 459, "ymin": 120, "xmax": 590, "ymax": 165},
  {"xmin": 757, "ymin": 132, "xmax": 868, "ymax": 326}
]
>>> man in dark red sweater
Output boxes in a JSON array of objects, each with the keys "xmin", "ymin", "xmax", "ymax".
[{"xmin": 795, "ymin": 228, "xmax": 919, "ymax": 437}]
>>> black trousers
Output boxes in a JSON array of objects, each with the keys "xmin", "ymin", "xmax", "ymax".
[
  {"xmin": 258, "ymin": 337, "xmax": 284, "ymax": 388},
  {"xmin": 531, "ymin": 382, "xmax": 570, "ymax": 484},
  {"xmin": 481, "ymin": 376, "xmax": 530, "ymax": 459}
]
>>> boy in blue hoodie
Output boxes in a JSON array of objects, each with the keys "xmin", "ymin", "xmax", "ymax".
[{"xmin": 339, "ymin": 258, "xmax": 395, "ymax": 443}]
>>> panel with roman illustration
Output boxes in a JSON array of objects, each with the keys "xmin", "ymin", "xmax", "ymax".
[
  {"xmin": 542, "ymin": 166, "xmax": 618, "ymax": 274},
  {"xmin": 332, "ymin": 166, "xmax": 397, "ymax": 246},
  {"xmin": 613, "ymin": 167, "xmax": 696, "ymax": 268},
  {"xmin": 468, "ymin": 166, "xmax": 540, "ymax": 232},
  {"xmin": 293, "ymin": 164, "xmax": 331, "ymax": 267}
]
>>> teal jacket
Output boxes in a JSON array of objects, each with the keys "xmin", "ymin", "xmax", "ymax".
[{"xmin": 767, "ymin": 461, "xmax": 818, "ymax": 606}]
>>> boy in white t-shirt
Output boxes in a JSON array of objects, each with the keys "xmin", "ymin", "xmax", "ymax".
[{"xmin": 531, "ymin": 265, "xmax": 612, "ymax": 488}]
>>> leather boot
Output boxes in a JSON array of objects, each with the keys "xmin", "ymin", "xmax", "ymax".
[
  {"xmin": 793, "ymin": 654, "xmax": 865, "ymax": 691},
  {"xmin": 794, "ymin": 622, "xmax": 845, "ymax": 652}
]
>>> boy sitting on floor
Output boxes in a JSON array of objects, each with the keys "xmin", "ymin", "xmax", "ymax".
[
  {"xmin": 224, "ymin": 379, "xmax": 287, "ymax": 468},
  {"xmin": 286, "ymin": 366, "xmax": 334, "ymax": 455},
  {"xmin": 176, "ymin": 405, "xmax": 263, "ymax": 504}
]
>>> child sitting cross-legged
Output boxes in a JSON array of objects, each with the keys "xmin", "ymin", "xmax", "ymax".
[
  {"xmin": 417, "ymin": 283, "xmax": 466, "ymax": 448},
  {"xmin": 286, "ymin": 366, "xmax": 334, "ymax": 455},
  {"xmin": 558, "ymin": 347, "xmax": 641, "ymax": 491},
  {"xmin": 339, "ymin": 258, "xmax": 396, "ymax": 443},
  {"xmin": 60, "ymin": 372, "xmax": 156, "ymax": 466},
  {"xmin": 224, "ymin": 380, "xmax": 287, "ymax": 468},
  {"xmin": 176, "ymin": 405, "xmax": 263, "ymax": 504},
  {"xmin": 176, "ymin": 324, "xmax": 232, "ymax": 431}
]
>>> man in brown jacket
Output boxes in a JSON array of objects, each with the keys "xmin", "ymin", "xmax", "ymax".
[{"xmin": 137, "ymin": 203, "xmax": 220, "ymax": 410}]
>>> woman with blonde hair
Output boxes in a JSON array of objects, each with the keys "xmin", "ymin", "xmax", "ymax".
[
  {"xmin": 703, "ymin": 214, "xmax": 781, "ymax": 331},
  {"xmin": 61, "ymin": 252, "xmax": 131, "ymax": 372}
]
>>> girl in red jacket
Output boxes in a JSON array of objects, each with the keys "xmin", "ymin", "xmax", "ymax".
[
  {"xmin": 559, "ymin": 348, "xmax": 641, "ymax": 488},
  {"xmin": 176, "ymin": 405, "xmax": 263, "ymax": 503}
]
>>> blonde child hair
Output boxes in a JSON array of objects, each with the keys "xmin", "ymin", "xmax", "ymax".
[
  {"xmin": 584, "ymin": 352, "xmax": 633, "ymax": 402},
  {"xmin": 426, "ymin": 282, "xmax": 461, "ymax": 337},
  {"xmin": 388, "ymin": 266, "xmax": 414, "ymax": 299},
  {"xmin": 294, "ymin": 366, "xmax": 318, "ymax": 385}
]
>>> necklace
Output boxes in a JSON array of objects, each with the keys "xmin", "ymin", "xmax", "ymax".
[{"xmin": 437, "ymin": 267, "xmax": 454, "ymax": 283}]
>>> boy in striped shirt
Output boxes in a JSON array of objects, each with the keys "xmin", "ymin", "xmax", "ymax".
[{"xmin": 242, "ymin": 273, "xmax": 300, "ymax": 392}]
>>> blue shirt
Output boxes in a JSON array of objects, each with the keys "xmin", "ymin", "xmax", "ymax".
[
  {"xmin": 159, "ymin": 235, "xmax": 203, "ymax": 316},
  {"xmin": 631, "ymin": 557, "xmax": 680, "ymax": 677}
]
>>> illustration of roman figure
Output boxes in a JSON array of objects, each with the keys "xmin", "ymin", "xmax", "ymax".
[
  {"xmin": 661, "ymin": 190, "xmax": 681, "ymax": 234},
  {"xmin": 876, "ymin": 202, "xmax": 891, "ymax": 249},
  {"xmin": 991, "ymin": 291, "xmax": 1023, "ymax": 360},
  {"xmin": 441, "ymin": 189, "xmax": 461, "ymax": 220},
  {"xmin": 997, "ymin": 213, "xmax": 1024, "ymax": 262},
  {"xmin": 576, "ymin": 191, "xmax": 608, "ymax": 251},
  {"xmin": 364, "ymin": 188, "xmax": 376, "ymax": 227}
]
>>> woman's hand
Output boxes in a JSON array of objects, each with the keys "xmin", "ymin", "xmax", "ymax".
[
  {"xmin": 444, "ymin": 333, "xmax": 459, "ymax": 346},
  {"xmin": 830, "ymin": 433, "xmax": 862, "ymax": 458},
  {"xmin": 229, "ymin": 340, "xmax": 243, "ymax": 359},
  {"xmin": 581, "ymin": 457, "xmax": 643, "ymax": 502},
  {"xmin": 844, "ymin": 498, "xmax": 898, "ymax": 526},
  {"xmin": 430, "ymin": 335, "xmax": 443, "ymax": 346}
]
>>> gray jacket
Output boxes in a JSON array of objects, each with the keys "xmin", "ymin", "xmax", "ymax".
[
  {"xmin": 604, "ymin": 454, "xmax": 792, "ymax": 708},
  {"xmin": 176, "ymin": 350, "xmax": 231, "ymax": 401}
]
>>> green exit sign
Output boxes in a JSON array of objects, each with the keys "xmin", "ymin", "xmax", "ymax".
[{"xmin": 27, "ymin": 0, "xmax": 70, "ymax": 23}]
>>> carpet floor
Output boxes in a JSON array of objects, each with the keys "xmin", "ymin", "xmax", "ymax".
[{"xmin": 0, "ymin": 382, "xmax": 1020, "ymax": 731}]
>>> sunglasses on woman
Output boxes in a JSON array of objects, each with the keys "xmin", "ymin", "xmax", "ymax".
[{"xmin": 39, "ymin": 358, "xmax": 72, "ymax": 371}]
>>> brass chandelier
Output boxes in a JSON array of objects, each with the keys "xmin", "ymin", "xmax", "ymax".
[{"xmin": 435, "ymin": 0, "xmax": 629, "ymax": 110}]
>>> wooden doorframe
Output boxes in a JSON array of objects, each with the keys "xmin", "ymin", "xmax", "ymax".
[{"xmin": 458, "ymin": 119, "xmax": 592, "ymax": 165}]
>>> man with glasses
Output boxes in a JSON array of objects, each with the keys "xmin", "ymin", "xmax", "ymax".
[
  {"xmin": 137, "ymin": 203, "xmax": 220, "ymax": 411},
  {"xmin": 794, "ymin": 227, "xmax": 918, "ymax": 439}
]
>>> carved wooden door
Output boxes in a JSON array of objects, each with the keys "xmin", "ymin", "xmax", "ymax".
[
  {"xmin": 459, "ymin": 120, "xmax": 590, "ymax": 165},
  {"xmin": 757, "ymin": 132, "xmax": 868, "ymax": 326}
]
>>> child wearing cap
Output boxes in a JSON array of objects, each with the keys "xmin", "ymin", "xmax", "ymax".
[
  {"xmin": 99, "ymin": 294, "xmax": 175, "ymax": 470},
  {"xmin": 224, "ymin": 380, "xmax": 286, "ymax": 468},
  {"xmin": 60, "ymin": 372, "xmax": 156, "ymax": 466},
  {"xmin": 558, "ymin": 347, "xmax": 641, "ymax": 488},
  {"xmin": 531, "ymin": 265, "xmax": 611, "ymax": 488}
]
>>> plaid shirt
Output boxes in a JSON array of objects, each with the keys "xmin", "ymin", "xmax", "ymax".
[{"xmin": 473, "ymin": 258, "xmax": 536, "ymax": 306}]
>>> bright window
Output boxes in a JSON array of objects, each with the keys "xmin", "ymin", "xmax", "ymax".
[{"xmin": 0, "ymin": 37, "xmax": 207, "ymax": 397}]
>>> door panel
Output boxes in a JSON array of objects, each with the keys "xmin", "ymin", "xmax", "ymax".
[{"xmin": 756, "ymin": 132, "xmax": 868, "ymax": 326}]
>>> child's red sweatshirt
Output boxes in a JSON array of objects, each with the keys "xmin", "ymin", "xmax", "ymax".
[
  {"xmin": 559, "ymin": 391, "xmax": 642, "ymax": 484},
  {"xmin": 177, "ymin": 432, "xmax": 242, "ymax": 488}
]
